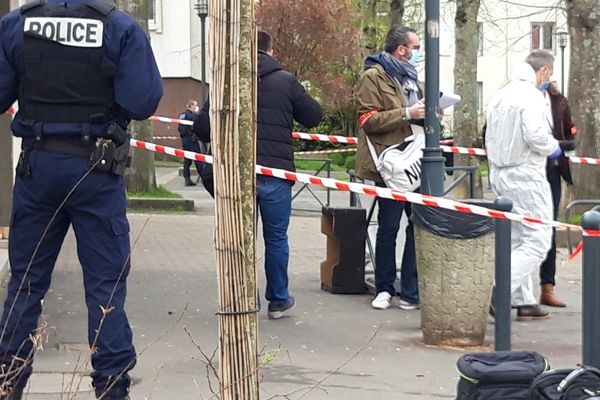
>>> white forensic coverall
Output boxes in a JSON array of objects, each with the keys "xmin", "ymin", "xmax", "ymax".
[{"xmin": 486, "ymin": 63, "xmax": 560, "ymax": 306}]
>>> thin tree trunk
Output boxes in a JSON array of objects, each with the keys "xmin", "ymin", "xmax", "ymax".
[
  {"xmin": 452, "ymin": 0, "xmax": 483, "ymax": 199},
  {"xmin": 118, "ymin": 0, "xmax": 157, "ymax": 192},
  {"xmin": 565, "ymin": 0, "xmax": 600, "ymax": 203},
  {"xmin": 362, "ymin": 0, "xmax": 378, "ymax": 54},
  {"xmin": 210, "ymin": 0, "xmax": 259, "ymax": 397},
  {"xmin": 390, "ymin": 0, "xmax": 404, "ymax": 27}
]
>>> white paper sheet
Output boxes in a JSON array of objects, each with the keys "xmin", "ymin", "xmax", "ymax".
[{"xmin": 439, "ymin": 92, "xmax": 462, "ymax": 109}]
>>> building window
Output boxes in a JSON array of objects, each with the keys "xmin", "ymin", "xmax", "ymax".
[
  {"xmin": 477, "ymin": 81, "xmax": 483, "ymax": 114},
  {"xmin": 148, "ymin": 0, "xmax": 163, "ymax": 33},
  {"xmin": 477, "ymin": 22, "xmax": 483, "ymax": 56},
  {"xmin": 531, "ymin": 22, "xmax": 555, "ymax": 51}
]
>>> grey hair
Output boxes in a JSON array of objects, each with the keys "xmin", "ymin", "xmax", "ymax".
[
  {"xmin": 384, "ymin": 26, "xmax": 416, "ymax": 53},
  {"xmin": 525, "ymin": 50, "xmax": 555, "ymax": 72}
]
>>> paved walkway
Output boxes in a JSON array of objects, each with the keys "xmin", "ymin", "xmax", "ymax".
[{"xmin": 0, "ymin": 168, "xmax": 587, "ymax": 399}]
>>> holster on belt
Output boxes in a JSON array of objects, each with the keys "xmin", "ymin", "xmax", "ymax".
[{"xmin": 90, "ymin": 136, "xmax": 131, "ymax": 176}]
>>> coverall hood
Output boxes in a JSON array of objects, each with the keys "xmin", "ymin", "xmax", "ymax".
[{"xmin": 511, "ymin": 62, "xmax": 537, "ymax": 86}]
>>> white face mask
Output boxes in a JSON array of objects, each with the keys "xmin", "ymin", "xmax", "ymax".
[{"xmin": 194, "ymin": 106, "xmax": 200, "ymax": 113}]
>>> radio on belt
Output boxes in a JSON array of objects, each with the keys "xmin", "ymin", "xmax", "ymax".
[{"xmin": 23, "ymin": 17, "xmax": 104, "ymax": 48}]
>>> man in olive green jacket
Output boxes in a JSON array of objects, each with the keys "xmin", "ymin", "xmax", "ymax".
[{"xmin": 355, "ymin": 26, "xmax": 425, "ymax": 311}]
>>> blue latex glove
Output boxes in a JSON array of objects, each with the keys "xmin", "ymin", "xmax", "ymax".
[{"xmin": 548, "ymin": 146, "xmax": 562, "ymax": 160}]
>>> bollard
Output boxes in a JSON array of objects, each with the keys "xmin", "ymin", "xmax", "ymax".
[
  {"xmin": 582, "ymin": 210, "xmax": 600, "ymax": 368},
  {"xmin": 494, "ymin": 197, "xmax": 512, "ymax": 351}
]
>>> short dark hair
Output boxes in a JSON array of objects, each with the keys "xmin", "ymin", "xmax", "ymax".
[
  {"xmin": 384, "ymin": 26, "xmax": 416, "ymax": 53},
  {"xmin": 258, "ymin": 31, "xmax": 273, "ymax": 52}
]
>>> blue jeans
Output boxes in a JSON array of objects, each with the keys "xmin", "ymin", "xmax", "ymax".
[
  {"xmin": 375, "ymin": 197, "xmax": 419, "ymax": 304},
  {"xmin": 257, "ymin": 176, "xmax": 292, "ymax": 307},
  {"xmin": 1, "ymin": 149, "xmax": 134, "ymax": 397}
]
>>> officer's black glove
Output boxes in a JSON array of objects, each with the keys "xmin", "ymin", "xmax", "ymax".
[{"xmin": 558, "ymin": 140, "xmax": 575, "ymax": 152}]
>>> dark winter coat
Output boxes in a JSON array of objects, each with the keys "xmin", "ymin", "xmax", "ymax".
[
  {"xmin": 257, "ymin": 51, "xmax": 323, "ymax": 171},
  {"xmin": 193, "ymin": 51, "xmax": 323, "ymax": 172},
  {"xmin": 548, "ymin": 85, "xmax": 576, "ymax": 184}
]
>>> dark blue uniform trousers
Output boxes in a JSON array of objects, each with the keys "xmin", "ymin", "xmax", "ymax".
[
  {"xmin": 0, "ymin": 148, "xmax": 135, "ymax": 398},
  {"xmin": 181, "ymin": 136, "xmax": 205, "ymax": 179}
]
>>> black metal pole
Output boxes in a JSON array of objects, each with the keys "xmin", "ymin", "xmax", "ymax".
[
  {"xmin": 494, "ymin": 197, "xmax": 512, "ymax": 351},
  {"xmin": 560, "ymin": 45, "xmax": 565, "ymax": 93},
  {"xmin": 200, "ymin": 15, "xmax": 207, "ymax": 104},
  {"xmin": 582, "ymin": 210, "xmax": 600, "ymax": 368},
  {"xmin": 421, "ymin": 0, "xmax": 445, "ymax": 196}
]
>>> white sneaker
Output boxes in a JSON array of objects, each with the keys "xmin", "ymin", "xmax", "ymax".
[
  {"xmin": 371, "ymin": 292, "xmax": 392, "ymax": 309},
  {"xmin": 398, "ymin": 299, "xmax": 419, "ymax": 310}
]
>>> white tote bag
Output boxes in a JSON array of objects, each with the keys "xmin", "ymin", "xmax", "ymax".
[{"xmin": 366, "ymin": 124, "xmax": 425, "ymax": 192}]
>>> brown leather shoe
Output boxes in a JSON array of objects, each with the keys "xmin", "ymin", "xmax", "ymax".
[
  {"xmin": 516, "ymin": 304, "xmax": 550, "ymax": 321},
  {"xmin": 540, "ymin": 283, "xmax": 567, "ymax": 307}
]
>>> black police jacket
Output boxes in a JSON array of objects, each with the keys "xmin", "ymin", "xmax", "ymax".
[
  {"xmin": 19, "ymin": 0, "xmax": 120, "ymax": 124},
  {"xmin": 178, "ymin": 109, "xmax": 196, "ymax": 138}
]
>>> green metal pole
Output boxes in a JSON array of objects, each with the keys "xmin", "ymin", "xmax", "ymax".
[{"xmin": 421, "ymin": 0, "xmax": 445, "ymax": 196}]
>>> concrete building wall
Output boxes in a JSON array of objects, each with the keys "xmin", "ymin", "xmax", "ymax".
[
  {"xmin": 479, "ymin": 0, "xmax": 568, "ymax": 100},
  {"xmin": 435, "ymin": 0, "xmax": 569, "ymax": 124},
  {"xmin": 149, "ymin": 0, "xmax": 209, "ymax": 141},
  {"xmin": 151, "ymin": 78, "xmax": 204, "ymax": 146}
]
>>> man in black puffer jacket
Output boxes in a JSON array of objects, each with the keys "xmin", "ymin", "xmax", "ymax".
[{"xmin": 193, "ymin": 31, "xmax": 322, "ymax": 319}]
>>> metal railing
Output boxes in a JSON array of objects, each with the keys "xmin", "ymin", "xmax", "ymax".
[
  {"xmin": 443, "ymin": 165, "xmax": 478, "ymax": 198},
  {"xmin": 291, "ymin": 158, "xmax": 331, "ymax": 212}
]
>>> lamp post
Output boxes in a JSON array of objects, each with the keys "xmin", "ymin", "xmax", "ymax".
[
  {"xmin": 195, "ymin": 0, "xmax": 209, "ymax": 103},
  {"xmin": 556, "ymin": 30, "xmax": 568, "ymax": 93},
  {"xmin": 421, "ymin": 0, "xmax": 445, "ymax": 196}
]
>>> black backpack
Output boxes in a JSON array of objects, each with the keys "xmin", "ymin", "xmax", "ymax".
[
  {"xmin": 529, "ymin": 365, "xmax": 600, "ymax": 399},
  {"xmin": 457, "ymin": 351, "xmax": 550, "ymax": 399}
]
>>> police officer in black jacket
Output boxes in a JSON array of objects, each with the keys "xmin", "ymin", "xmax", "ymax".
[
  {"xmin": 0, "ymin": 1, "xmax": 162, "ymax": 398},
  {"xmin": 193, "ymin": 31, "xmax": 322, "ymax": 319},
  {"xmin": 178, "ymin": 99, "xmax": 206, "ymax": 186}
]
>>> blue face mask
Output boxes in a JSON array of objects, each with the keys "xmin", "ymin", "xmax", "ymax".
[
  {"xmin": 410, "ymin": 49, "xmax": 423, "ymax": 65},
  {"xmin": 539, "ymin": 81, "xmax": 551, "ymax": 91}
]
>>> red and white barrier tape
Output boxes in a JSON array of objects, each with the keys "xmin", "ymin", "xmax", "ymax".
[
  {"xmin": 147, "ymin": 115, "xmax": 599, "ymax": 165},
  {"xmin": 569, "ymin": 242, "xmax": 583, "ymax": 260},
  {"xmin": 568, "ymin": 230, "xmax": 600, "ymax": 260},
  {"xmin": 130, "ymin": 138, "xmax": 582, "ymax": 232},
  {"xmin": 149, "ymin": 114, "xmax": 359, "ymax": 144},
  {"xmin": 153, "ymin": 136, "xmax": 180, "ymax": 140},
  {"xmin": 294, "ymin": 148, "xmax": 357, "ymax": 156},
  {"xmin": 442, "ymin": 145, "xmax": 600, "ymax": 165},
  {"xmin": 583, "ymin": 229, "xmax": 600, "ymax": 237},
  {"xmin": 149, "ymin": 115, "xmax": 193, "ymax": 126},
  {"xmin": 149, "ymin": 114, "xmax": 460, "ymax": 146},
  {"xmin": 6, "ymin": 108, "xmax": 599, "ymax": 165},
  {"xmin": 568, "ymin": 156, "xmax": 600, "ymax": 165},
  {"xmin": 131, "ymin": 138, "xmax": 213, "ymax": 164},
  {"xmin": 291, "ymin": 131, "xmax": 357, "ymax": 145},
  {"xmin": 441, "ymin": 145, "xmax": 487, "ymax": 156}
]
